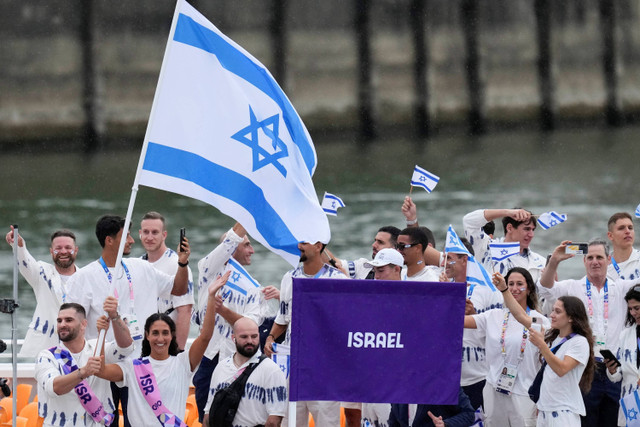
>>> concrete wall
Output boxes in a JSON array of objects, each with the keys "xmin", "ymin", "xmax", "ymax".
[{"xmin": 1, "ymin": 0, "xmax": 640, "ymax": 141}]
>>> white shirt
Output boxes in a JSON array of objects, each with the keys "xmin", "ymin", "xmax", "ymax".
[
  {"xmin": 14, "ymin": 243, "xmax": 76, "ymax": 357},
  {"xmin": 145, "ymin": 248, "xmax": 194, "ymax": 318},
  {"xmin": 608, "ymin": 248, "xmax": 640, "ymax": 281},
  {"xmin": 463, "ymin": 209, "xmax": 547, "ymax": 283},
  {"xmin": 118, "ymin": 351, "xmax": 193, "ymax": 427},
  {"xmin": 537, "ymin": 276, "xmax": 639, "ymax": 352},
  {"xmin": 461, "ymin": 284, "xmax": 503, "ymax": 386},
  {"xmin": 197, "ymin": 228, "xmax": 263, "ymax": 360},
  {"xmin": 402, "ymin": 265, "xmax": 441, "ymax": 282},
  {"xmin": 474, "ymin": 308, "xmax": 549, "ymax": 395},
  {"xmin": 607, "ymin": 325, "xmax": 640, "ymax": 426},
  {"xmin": 340, "ymin": 257, "xmax": 372, "ymax": 280},
  {"xmin": 275, "ymin": 264, "xmax": 347, "ymax": 347},
  {"xmin": 204, "ymin": 351, "xmax": 288, "ymax": 427},
  {"xmin": 537, "ymin": 334, "xmax": 590, "ymax": 415},
  {"xmin": 67, "ymin": 258, "xmax": 174, "ymax": 342},
  {"xmin": 35, "ymin": 339, "xmax": 132, "ymax": 427}
]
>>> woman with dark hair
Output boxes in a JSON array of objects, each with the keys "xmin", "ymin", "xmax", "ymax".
[
  {"xmin": 98, "ymin": 271, "xmax": 230, "ymax": 426},
  {"xmin": 606, "ymin": 285, "xmax": 640, "ymax": 426},
  {"xmin": 464, "ymin": 267, "xmax": 549, "ymax": 426},
  {"xmin": 496, "ymin": 272, "xmax": 595, "ymax": 427}
]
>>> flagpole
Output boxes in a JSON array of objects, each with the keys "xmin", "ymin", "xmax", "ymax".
[
  {"xmin": 98, "ymin": 0, "xmax": 185, "ymax": 353},
  {"xmin": 409, "ymin": 185, "xmax": 413, "ymax": 195},
  {"xmin": 11, "ymin": 225, "xmax": 18, "ymax": 427}
]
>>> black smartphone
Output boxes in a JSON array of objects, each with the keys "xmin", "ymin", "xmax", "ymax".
[
  {"xmin": 565, "ymin": 243, "xmax": 588, "ymax": 255},
  {"xmin": 179, "ymin": 227, "xmax": 186, "ymax": 252},
  {"xmin": 599, "ymin": 349, "xmax": 621, "ymax": 367}
]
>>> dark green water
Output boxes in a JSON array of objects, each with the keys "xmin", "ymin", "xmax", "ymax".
[{"xmin": 1, "ymin": 126, "xmax": 639, "ymax": 345}]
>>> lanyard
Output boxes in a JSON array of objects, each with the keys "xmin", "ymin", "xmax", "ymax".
[
  {"xmin": 611, "ymin": 257, "xmax": 621, "ymax": 277},
  {"xmin": 98, "ymin": 257, "xmax": 134, "ymax": 308},
  {"xmin": 585, "ymin": 278, "xmax": 608, "ymax": 334},
  {"xmin": 500, "ymin": 307, "xmax": 530, "ymax": 363},
  {"xmin": 467, "ymin": 284, "xmax": 475, "ymax": 298}
]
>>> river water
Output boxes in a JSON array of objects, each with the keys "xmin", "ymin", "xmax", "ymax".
[{"xmin": 1, "ymin": 126, "xmax": 639, "ymax": 356}]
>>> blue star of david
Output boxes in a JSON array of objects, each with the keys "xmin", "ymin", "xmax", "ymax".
[
  {"xmin": 449, "ymin": 236, "xmax": 457, "ymax": 244},
  {"xmin": 500, "ymin": 249, "xmax": 508, "ymax": 256},
  {"xmin": 332, "ymin": 201, "xmax": 337, "ymax": 208},
  {"xmin": 231, "ymin": 272, "xmax": 241, "ymax": 283},
  {"xmin": 231, "ymin": 107, "xmax": 289, "ymax": 177},
  {"xmin": 549, "ymin": 220, "xmax": 557, "ymax": 226},
  {"xmin": 419, "ymin": 175, "xmax": 427, "ymax": 182},
  {"xmin": 629, "ymin": 408, "xmax": 638, "ymax": 420}
]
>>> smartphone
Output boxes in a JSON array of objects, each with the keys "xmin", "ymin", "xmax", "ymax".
[
  {"xmin": 179, "ymin": 228, "xmax": 186, "ymax": 252},
  {"xmin": 599, "ymin": 349, "xmax": 621, "ymax": 367},
  {"xmin": 565, "ymin": 243, "xmax": 588, "ymax": 255},
  {"xmin": 530, "ymin": 317, "xmax": 542, "ymax": 332}
]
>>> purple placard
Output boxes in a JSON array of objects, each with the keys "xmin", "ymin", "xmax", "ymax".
[{"xmin": 289, "ymin": 278, "xmax": 466, "ymax": 404}]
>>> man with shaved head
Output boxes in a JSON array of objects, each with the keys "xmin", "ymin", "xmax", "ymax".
[{"xmin": 203, "ymin": 318, "xmax": 287, "ymax": 427}]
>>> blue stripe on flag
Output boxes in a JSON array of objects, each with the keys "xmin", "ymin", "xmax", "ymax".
[
  {"xmin": 173, "ymin": 13, "xmax": 316, "ymax": 175},
  {"xmin": 143, "ymin": 142, "xmax": 299, "ymax": 258},
  {"xmin": 225, "ymin": 281, "xmax": 248, "ymax": 296},
  {"xmin": 228, "ymin": 258, "xmax": 261, "ymax": 288}
]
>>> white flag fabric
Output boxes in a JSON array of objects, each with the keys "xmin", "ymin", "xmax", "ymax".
[
  {"xmin": 621, "ymin": 390, "xmax": 640, "ymax": 426},
  {"xmin": 537, "ymin": 211, "xmax": 567, "ymax": 230},
  {"xmin": 410, "ymin": 165, "xmax": 440, "ymax": 193},
  {"xmin": 635, "ymin": 203, "xmax": 640, "ymax": 218},
  {"xmin": 136, "ymin": 0, "xmax": 329, "ymax": 266},
  {"xmin": 445, "ymin": 225, "xmax": 496, "ymax": 291},
  {"xmin": 490, "ymin": 242, "xmax": 520, "ymax": 262},
  {"xmin": 321, "ymin": 192, "xmax": 345, "ymax": 216}
]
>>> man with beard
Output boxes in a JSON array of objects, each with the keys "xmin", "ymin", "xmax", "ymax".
[
  {"xmin": 203, "ymin": 317, "xmax": 287, "ymax": 427},
  {"xmin": 139, "ymin": 211, "xmax": 194, "ymax": 350},
  {"xmin": 265, "ymin": 240, "xmax": 346, "ymax": 426},
  {"xmin": 35, "ymin": 301, "xmax": 133, "ymax": 426},
  {"xmin": 5, "ymin": 226, "xmax": 80, "ymax": 357}
]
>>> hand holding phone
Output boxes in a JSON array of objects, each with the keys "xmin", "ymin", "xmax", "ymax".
[
  {"xmin": 599, "ymin": 349, "xmax": 621, "ymax": 367},
  {"xmin": 179, "ymin": 228, "xmax": 186, "ymax": 252}
]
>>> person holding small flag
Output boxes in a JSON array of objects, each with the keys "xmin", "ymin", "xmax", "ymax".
[
  {"xmin": 605, "ymin": 285, "xmax": 640, "ymax": 426},
  {"xmin": 462, "ymin": 208, "xmax": 546, "ymax": 283}
]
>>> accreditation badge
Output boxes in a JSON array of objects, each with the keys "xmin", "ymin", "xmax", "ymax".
[
  {"xmin": 124, "ymin": 314, "xmax": 143, "ymax": 341},
  {"xmin": 594, "ymin": 334, "xmax": 606, "ymax": 361},
  {"xmin": 495, "ymin": 363, "xmax": 518, "ymax": 395}
]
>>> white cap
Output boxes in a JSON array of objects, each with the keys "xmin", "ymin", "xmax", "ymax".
[{"xmin": 364, "ymin": 248, "xmax": 404, "ymax": 268}]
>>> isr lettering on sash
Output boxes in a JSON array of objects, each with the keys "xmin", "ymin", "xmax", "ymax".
[{"xmin": 347, "ymin": 332, "xmax": 404, "ymax": 348}]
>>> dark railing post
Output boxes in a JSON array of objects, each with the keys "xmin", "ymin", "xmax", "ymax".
[
  {"xmin": 79, "ymin": 0, "xmax": 104, "ymax": 152},
  {"xmin": 410, "ymin": 0, "xmax": 430, "ymax": 138},
  {"xmin": 598, "ymin": 0, "xmax": 622, "ymax": 126},
  {"xmin": 355, "ymin": 0, "xmax": 376, "ymax": 141},
  {"xmin": 460, "ymin": 0, "xmax": 485, "ymax": 135},
  {"xmin": 534, "ymin": 0, "xmax": 555, "ymax": 131},
  {"xmin": 271, "ymin": 0, "xmax": 288, "ymax": 88}
]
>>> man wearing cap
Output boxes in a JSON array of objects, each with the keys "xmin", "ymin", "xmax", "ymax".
[
  {"xmin": 265, "ymin": 240, "xmax": 346, "ymax": 427},
  {"xmin": 360, "ymin": 248, "xmax": 404, "ymax": 426},
  {"xmin": 440, "ymin": 238, "xmax": 502, "ymax": 414}
]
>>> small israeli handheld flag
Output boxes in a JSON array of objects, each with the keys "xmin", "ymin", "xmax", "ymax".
[
  {"xmin": 620, "ymin": 389, "xmax": 640, "ymax": 426},
  {"xmin": 445, "ymin": 225, "xmax": 496, "ymax": 291},
  {"xmin": 321, "ymin": 192, "xmax": 345, "ymax": 216},
  {"xmin": 490, "ymin": 242, "xmax": 520, "ymax": 262},
  {"xmin": 537, "ymin": 211, "xmax": 567, "ymax": 230},
  {"xmin": 635, "ymin": 203, "xmax": 640, "ymax": 218},
  {"xmin": 410, "ymin": 165, "xmax": 440, "ymax": 193}
]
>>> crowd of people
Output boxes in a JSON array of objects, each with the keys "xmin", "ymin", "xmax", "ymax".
[{"xmin": 6, "ymin": 200, "xmax": 640, "ymax": 427}]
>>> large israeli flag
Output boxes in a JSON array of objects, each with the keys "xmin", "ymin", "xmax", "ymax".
[
  {"xmin": 136, "ymin": 0, "xmax": 329, "ymax": 266},
  {"xmin": 445, "ymin": 225, "xmax": 496, "ymax": 291}
]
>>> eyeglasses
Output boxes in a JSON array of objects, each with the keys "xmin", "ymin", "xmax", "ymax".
[{"xmin": 396, "ymin": 242, "xmax": 419, "ymax": 251}]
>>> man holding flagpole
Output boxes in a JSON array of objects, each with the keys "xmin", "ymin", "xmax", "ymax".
[{"xmin": 463, "ymin": 208, "xmax": 546, "ymax": 283}]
